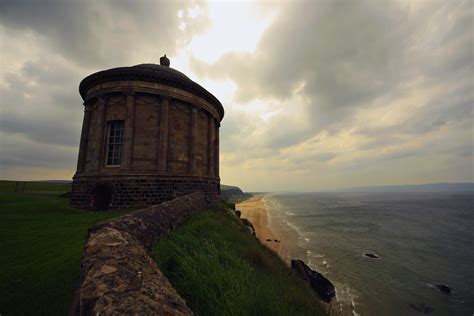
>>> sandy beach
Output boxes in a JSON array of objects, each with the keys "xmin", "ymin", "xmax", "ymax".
[
  {"xmin": 236, "ymin": 194, "xmax": 292, "ymax": 262},
  {"xmin": 236, "ymin": 194, "xmax": 354, "ymax": 316}
]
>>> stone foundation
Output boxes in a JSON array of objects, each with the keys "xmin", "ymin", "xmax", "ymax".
[{"xmin": 71, "ymin": 174, "xmax": 219, "ymax": 210}]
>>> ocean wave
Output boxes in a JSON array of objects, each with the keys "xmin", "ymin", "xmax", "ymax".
[
  {"xmin": 298, "ymin": 236, "xmax": 311, "ymax": 243},
  {"xmin": 307, "ymin": 251, "xmax": 324, "ymax": 258},
  {"xmin": 280, "ymin": 218, "xmax": 304, "ymax": 237},
  {"xmin": 263, "ymin": 195, "xmax": 304, "ymax": 237},
  {"xmin": 334, "ymin": 282, "xmax": 360, "ymax": 316},
  {"xmin": 423, "ymin": 282, "xmax": 437, "ymax": 290},
  {"xmin": 261, "ymin": 195, "xmax": 277, "ymax": 210},
  {"xmin": 352, "ymin": 306, "xmax": 360, "ymax": 316}
]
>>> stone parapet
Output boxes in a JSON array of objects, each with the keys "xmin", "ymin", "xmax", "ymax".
[{"xmin": 71, "ymin": 192, "xmax": 208, "ymax": 315}]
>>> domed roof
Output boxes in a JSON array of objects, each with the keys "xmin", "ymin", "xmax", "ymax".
[
  {"xmin": 132, "ymin": 63, "xmax": 190, "ymax": 81},
  {"xmin": 79, "ymin": 63, "xmax": 223, "ymax": 118}
]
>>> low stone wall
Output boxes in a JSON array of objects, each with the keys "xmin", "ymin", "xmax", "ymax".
[{"xmin": 71, "ymin": 192, "xmax": 208, "ymax": 315}]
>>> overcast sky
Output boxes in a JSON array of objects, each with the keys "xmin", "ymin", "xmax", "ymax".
[{"xmin": 0, "ymin": 0, "xmax": 472, "ymax": 191}]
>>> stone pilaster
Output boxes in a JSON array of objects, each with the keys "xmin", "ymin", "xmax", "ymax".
[
  {"xmin": 122, "ymin": 89, "xmax": 135, "ymax": 169},
  {"xmin": 94, "ymin": 97, "xmax": 106, "ymax": 172},
  {"xmin": 76, "ymin": 104, "xmax": 92, "ymax": 173},
  {"xmin": 207, "ymin": 115, "xmax": 215, "ymax": 176},
  {"xmin": 158, "ymin": 97, "xmax": 170, "ymax": 172},
  {"xmin": 214, "ymin": 120, "xmax": 219, "ymax": 177},
  {"xmin": 189, "ymin": 107, "xmax": 198, "ymax": 173}
]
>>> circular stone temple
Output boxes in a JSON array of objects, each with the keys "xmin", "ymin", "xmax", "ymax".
[{"xmin": 70, "ymin": 56, "xmax": 224, "ymax": 210}]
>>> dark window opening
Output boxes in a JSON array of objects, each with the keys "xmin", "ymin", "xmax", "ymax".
[{"xmin": 106, "ymin": 120, "xmax": 124, "ymax": 166}]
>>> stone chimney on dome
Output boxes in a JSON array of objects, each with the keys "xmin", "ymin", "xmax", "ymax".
[{"xmin": 160, "ymin": 54, "xmax": 170, "ymax": 67}]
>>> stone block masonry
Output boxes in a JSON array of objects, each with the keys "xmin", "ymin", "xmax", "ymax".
[
  {"xmin": 71, "ymin": 192, "xmax": 208, "ymax": 315},
  {"xmin": 71, "ymin": 174, "xmax": 219, "ymax": 210}
]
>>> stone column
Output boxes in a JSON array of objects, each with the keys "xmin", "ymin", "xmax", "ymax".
[
  {"xmin": 214, "ymin": 120, "xmax": 219, "ymax": 177},
  {"xmin": 158, "ymin": 97, "xmax": 170, "ymax": 172},
  {"xmin": 207, "ymin": 115, "xmax": 215, "ymax": 176},
  {"xmin": 76, "ymin": 104, "xmax": 92, "ymax": 173},
  {"xmin": 122, "ymin": 90, "xmax": 135, "ymax": 170},
  {"xmin": 189, "ymin": 107, "xmax": 198, "ymax": 173},
  {"xmin": 94, "ymin": 97, "xmax": 106, "ymax": 172}
]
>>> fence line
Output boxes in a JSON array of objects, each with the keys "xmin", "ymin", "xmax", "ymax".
[{"xmin": 11, "ymin": 182, "xmax": 72, "ymax": 194}]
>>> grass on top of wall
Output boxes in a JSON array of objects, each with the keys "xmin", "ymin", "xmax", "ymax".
[
  {"xmin": 0, "ymin": 191, "xmax": 127, "ymax": 315},
  {"xmin": 152, "ymin": 204, "xmax": 324, "ymax": 316}
]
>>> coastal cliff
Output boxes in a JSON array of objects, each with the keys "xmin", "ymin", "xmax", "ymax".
[
  {"xmin": 71, "ymin": 188, "xmax": 325, "ymax": 315},
  {"xmin": 220, "ymin": 184, "xmax": 251, "ymax": 202}
]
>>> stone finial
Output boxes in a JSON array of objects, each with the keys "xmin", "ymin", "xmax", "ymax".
[{"xmin": 160, "ymin": 54, "xmax": 170, "ymax": 67}]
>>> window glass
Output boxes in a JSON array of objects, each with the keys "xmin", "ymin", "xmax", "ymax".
[{"xmin": 106, "ymin": 120, "xmax": 124, "ymax": 166}]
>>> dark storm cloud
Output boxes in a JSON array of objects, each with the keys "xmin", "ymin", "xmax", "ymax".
[
  {"xmin": 193, "ymin": 0, "xmax": 413, "ymax": 109},
  {"xmin": 0, "ymin": 0, "xmax": 210, "ymax": 178},
  {"xmin": 0, "ymin": 0, "xmax": 209, "ymax": 67},
  {"xmin": 0, "ymin": 0, "xmax": 472, "ymax": 185},
  {"xmin": 0, "ymin": 136, "xmax": 76, "ymax": 169},
  {"xmin": 355, "ymin": 80, "xmax": 473, "ymax": 141},
  {"xmin": 0, "ymin": 112, "xmax": 80, "ymax": 147},
  {"xmin": 0, "ymin": 59, "xmax": 84, "ymax": 147},
  {"xmin": 191, "ymin": 0, "xmax": 474, "ymax": 184},
  {"xmin": 202, "ymin": 1, "xmax": 471, "ymax": 105}
]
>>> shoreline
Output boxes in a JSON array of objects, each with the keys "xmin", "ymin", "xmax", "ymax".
[
  {"xmin": 236, "ymin": 193, "xmax": 355, "ymax": 316},
  {"xmin": 236, "ymin": 194, "xmax": 291, "ymax": 262}
]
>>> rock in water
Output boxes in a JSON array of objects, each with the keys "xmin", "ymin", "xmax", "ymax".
[
  {"xmin": 291, "ymin": 259, "xmax": 336, "ymax": 302},
  {"xmin": 409, "ymin": 303, "xmax": 434, "ymax": 314},
  {"xmin": 436, "ymin": 284, "xmax": 451, "ymax": 294},
  {"xmin": 365, "ymin": 253, "xmax": 379, "ymax": 259}
]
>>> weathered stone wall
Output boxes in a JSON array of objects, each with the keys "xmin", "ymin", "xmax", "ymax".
[
  {"xmin": 132, "ymin": 98, "xmax": 160, "ymax": 171},
  {"xmin": 79, "ymin": 87, "xmax": 219, "ymax": 177},
  {"xmin": 84, "ymin": 99, "xmax": 101, "ymax": 173},
  {"xmin": 105, "ymin": 95, "xmax": 127, "ymax": 120},
  {"xmin": 168, "ymin": 101, "xmax": 191, "ymax": 173},
  {"xmin": 196, "ymin": 111, "xmax": 209, "ymax": 176},
  {"xmin": 71, "ymin": 174, "xmax": 219, "ymax": 210},
  {"xmin": 71, "ymin": 192, "xmax": 208, "ymax": 316}
]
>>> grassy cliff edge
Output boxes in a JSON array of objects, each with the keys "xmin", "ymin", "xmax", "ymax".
[{"xmin": 152, "ymin": 202, "xmax": 324, "ymax": 315}]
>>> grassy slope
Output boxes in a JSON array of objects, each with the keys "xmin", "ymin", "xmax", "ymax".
[
  {"xmin": 0, "ymin": 187, "xmax": 126, "ymax": 314},
  {"xmin": 152, "ymin": 204, "xmax": 323, "ymax": 316}
]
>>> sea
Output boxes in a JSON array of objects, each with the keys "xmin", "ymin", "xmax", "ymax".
[{"xmin": 262, "ymin": 191, "xmax": 474, "ymax": 316}]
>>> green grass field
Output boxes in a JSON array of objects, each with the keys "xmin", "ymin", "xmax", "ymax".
[
  {"xmin": 0, "ymin": 180, "xmax": 71, "ymax": 194},
  {"xmin": 0, "ymin": 181, "xmax": 126, "ymax": 315},
  {"xmin": 152, "ymin": 206, "xmax": 324, "ymax": 316},
  {"xmin": 1, "ymin": 181, "xmax": 322, "ymax": 315}
]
